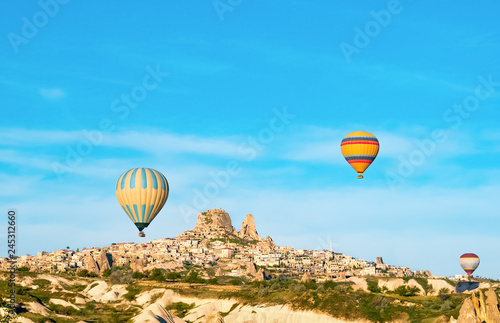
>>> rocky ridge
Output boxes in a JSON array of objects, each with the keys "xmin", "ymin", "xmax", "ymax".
[
  {"xmin": 456, "ymin": 288, "xmax": 500, "ymax": 322},
  {"xmin": 180, "ymin": 208, "xmax": 267, "ymax": 243}
]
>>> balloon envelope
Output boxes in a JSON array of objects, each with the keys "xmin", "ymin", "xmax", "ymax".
[
  {"xmin": 115, "ymin": 168, "xmax": 169, "ymax": 235},
  {"xmin": 459, "ymin": 253, "xmax": 480, "ymax": 276},
  {"xmin": 341, "ymin": 131, "xmax": 379, "ymax": 179}
]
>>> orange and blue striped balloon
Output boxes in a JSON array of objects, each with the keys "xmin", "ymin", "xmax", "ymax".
[
  {"xmin": 115, "ymin": 168, "xmax": 169, "ymax": 237},
  {"xmin": 341, "ymin": 131, "xmax": 379, "ymax": 179}
]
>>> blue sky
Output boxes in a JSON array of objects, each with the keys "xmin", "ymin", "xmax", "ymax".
[{"xmin": 1, "ymin": 1, "xmax": 500, "ymax": 279}]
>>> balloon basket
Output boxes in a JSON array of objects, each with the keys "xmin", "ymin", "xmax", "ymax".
[
  {"xmin": 139, "ymin": 232, "xmax": 145, "ymax": 237},
  {"xmin": 357, "ymin": 175, "xmax": 363, "ymax": 179}
]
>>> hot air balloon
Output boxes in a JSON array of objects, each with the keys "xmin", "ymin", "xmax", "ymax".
[
  {"xmin": 459, "ymin": 253, "xmax": 480, "ymax": 277},
  {"xmin": 115, "ymin": 168, "xmax": 169, "ymax": 237},
  {"xmin": 341, "ymin": 131, "xmax": 379, "ymax": 179}
]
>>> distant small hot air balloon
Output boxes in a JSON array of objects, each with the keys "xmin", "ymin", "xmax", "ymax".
[
  {"xmin": 115, "ymin": 168, "xmax": 169, "ymax": 237},
  {"xmin": 459, "ymin": 253, "xmax": 480, "ymax": 277},
  {"xmin": 341, "ymin": 131, "xmax": 379, "ymax": 179}
]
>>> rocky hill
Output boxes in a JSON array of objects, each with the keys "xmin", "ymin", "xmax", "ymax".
[{"xmin": 178, "ymin": 208, "xmax": 266, "ymax": 243}]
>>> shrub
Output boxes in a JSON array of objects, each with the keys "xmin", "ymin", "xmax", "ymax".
[
  {"xmin": 102, "ymin": 269, "xmax": 111, "ymax": 277},
  {"xmin": 132, "ymin": 271, "xmax": 144, "ymax": 279},
  {"xmin": 367, "ymin": 280, "xmax": 381, "ymax": 293},
  {"xmin": 77, "ymin": 269, "xmax": 98, "ymax": 277},
  {"xmin": 121, "ymin": 273, "xmax": 133, "ymax": 284},
  {"xmin": 289, "ymin": 283, "xmax": 307, "ymax": 292},
  {"xmin": 439, "ymin": 287, "xmax": 449, "ymax": 295},
  {"xmin": 229, "ymin": 279, "xmax": 241, "ymax": 286},
  {"xmin": 258, "ymin": 287, "xmax": 269, "ymax": 297},
  {"xmin": 304, "ymin": 281, "xmax": 318, "ymax": 290},
  {"xmin": 32, "ymin": 279, "xmax": 51, "ymax": 288},
  {"xmin": 85, "ymin": 301, "xmax": 96, "ymax": 310},
  {"xmin": 149, "ymin": 268, "xmax": 165, "ymax": 282},
  {"xmin": 166, "ymin": 302, "xmax": 194, "ymax": 318},
  {"xmin": 440, "ymin": 299, "xmax": 453, "ymax": 311},
  {"xmin": 394, "ymin": 285, "xmax": 420, "ymax": 297},
  {"xmin": 123, "ymin": 285, "xmax": 142, "ymax": 301},
  {"xmin": 184, "ymin": 271, "xmax": 204, "ymax": 284},
  {"xmin": 17, "ymin": 266, "xmax": 29, "ymax": 272},
  {"xmin": 270, "ymin": 283, "xmax": 281, "ymax": 291},
  {"xmin": 166, "ymin": 272, "xmax": 181, "ymax": 280},
  {"xmin": 323, "ymin": 280, "xmax": 338, "ymax": 290}
]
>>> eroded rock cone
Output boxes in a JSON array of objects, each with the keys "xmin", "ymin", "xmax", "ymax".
[
  {"xmin": 84, "ymin": 255, "xmax": 100, "ymax": 275},
  {"xmin": 238, "ymin": 214, "xmax": 264, "ymax": 241},
  {"xmin": 300, "ymin": 272, "xmax": 311, "ymax": 283},
  {"xmin": 485, "ymin": 289, "xmax": 500, "ymax": 322},
  {"xmin": 97, "ymin": 249, "xmax": 112, "ymax": 273},
  {"xmin": 457, "ymin": 298, "xmax": 476, "ymax": 323},
  {"xmin": 457, "ymin": 288, "xmax": 500, "ymax": 323}
]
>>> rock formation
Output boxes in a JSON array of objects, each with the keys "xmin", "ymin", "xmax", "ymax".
[
  {"xmin": 265, "ymin": 236, "xmax": 276, "ymax": 249},
  {"xmin": 130, "ymin": 257, "xmax": 146, "ymax": 272},
  {"xmin": 457, "ymin": 298, "xmax": 477, "ymax": 323},
  {"xmin": 194, "ymin": 208, "xmax": 235, "ymax": 233},
  {"xmin": 84, "ymin": 255, "xmax": 100, "ymax": 275},
  {"xmin": 376, "ymin": 257, "xmax": 384, "ymax": 265},
  {"xmin": 215, "ymin": 268, "xmax": 224, "ymax": 276},
  {"xmin": 96, "ymin": 249, "xmax": 113, "ymax": 273},
  {"xmin": 256, "ymin": 268, "xmax": 266, "ymax": 281},
  {"xmin": 485, "ymin": 289, "xmax": 500, "ymax": 322},
  {"xmin": 238, "ymin": 214, "xmax": 264, "ymax": 241},
  {"xmin": 246, "ymin": 262, "xmax": 257, "ymax": 277},
  {"xmin": 300, "ymin": 272, "xmax": 311, "ymax": 283},
  {"xmin": 209, "ymin": 313, "xmax": 225, "ymax": 323},
  {"xmin": 456, "ymin": 288, "xmax": 500, "ymax": 323}
]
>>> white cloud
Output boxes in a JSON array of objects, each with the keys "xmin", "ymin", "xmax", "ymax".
[
  {"xmin": 39, "ymin": 88, "xmax": 67, "ymax": 100},
  {"xmin": 0, "ymin": 128, "xmax": 243, "ymax": 159}
]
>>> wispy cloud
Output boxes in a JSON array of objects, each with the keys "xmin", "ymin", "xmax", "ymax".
[
  {"xmin": 0, "ymin": 128, "xmax": 243, "ymax": 158},
  {"xmin": 39, "ymin": 88, "xmax": 67, "ymax": 100}
]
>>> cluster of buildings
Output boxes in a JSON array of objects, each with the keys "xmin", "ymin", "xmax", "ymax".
[
  {"xmin": 0, "ymin": 236, "xmax": 427, "ymax": 281},
  {"xmin": 0, "ymin": 209, "xmax": 432, "ymax": 280}
]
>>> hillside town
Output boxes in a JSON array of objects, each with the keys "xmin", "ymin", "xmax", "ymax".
[{"xmin": 1, "ymin": 209, "xmax": 431, "ymax": 281}]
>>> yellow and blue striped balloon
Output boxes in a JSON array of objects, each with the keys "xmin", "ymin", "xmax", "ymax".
[{"xmin": 115, "ymin": 168, "xmax": 169, "ymax": 237}]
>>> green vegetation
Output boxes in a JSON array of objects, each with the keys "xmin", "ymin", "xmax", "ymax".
[
  {"xmin": 184, "ymin": 271, "xmax": 205, "ymax": 284},
  {"xmin": 0, "ymin": 271, "xmax": 140, "ymax": 322},
  {"xmin": 0, "ymin": 270, "xmax": 493, "ymax": 322},
  {"xmin": 102, "ymin": 268, "xmax": 112, "ymax": 277},
  {"xmin": 123, "ymin": 284, "xmax": 142, "ymax": 301},
  {"xmin": 366, "ymin": 278, "xmax": 381, "ymax": 293},
  {"xmin": 167, "ymin": 279, "xmax": 468, "ymax": 323},
  {"xmin": 220, "ymin": 302, "xmax": 239, "ymax": 317},
  {"xmin": 414, "ymin": 277, "xmax": 433, "ymax": 295},
  {"xmin": 132, "ymin": 271, "xmax": 144, "ymax": 279},
  {"xmin": 149, "ymin": 268, "xmax": 166, "ymax": 282},
  {"xmin": 229, "ymin": 279, "xmax": 242, "ymax": 286},
  {"xmin": 165, "ymin": 302, "xmax": 195, "ymax": 318},
  {"xmin": 394, "ymin": 285, "xmax": 421, "ymax": 297},
  {"xmin": 77, "ymin": 269, "xmax": 98, "ymax": 278},
  {"xmin": 166, "ymin": 271, "xmax": 181, "ymax": 280},
  {"xmin": 445, "ymin": 279, "xmax": 458, "ymax": 287}
]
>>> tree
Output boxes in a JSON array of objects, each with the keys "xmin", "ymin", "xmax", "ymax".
[
  {"xmin": 166, "ymin": 272, "xmax": 181, "ymax": 280},
  {"xmin": 132, "ymin": 271, "xmax": 144, "ymax": 279},
  {"xmin": 149, "ymin": 268, "xmax": 165, "ymax": 282},
  {"xmin": 323, "ymin": 280, "xmax": 337, "ymax": 290},
  {"xmin": 394, "ymin": 285, "xmax": 420, "ymax": 297},
  {"xmin": 102, "ymin": 269, "xmax": 111, "ymax": 278},
  {"xmin": 184, "ymin": 271, "xmax": 204, "ymax": 284},
  {"xmin": 367, "ymin": 280, "xmax": 381, "ymax": 293}
]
